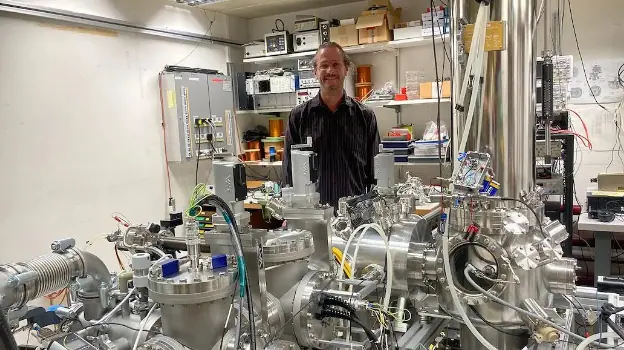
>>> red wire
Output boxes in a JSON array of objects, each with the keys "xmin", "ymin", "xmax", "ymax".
[
  {"xmin": 551, "ymin": 128, "xmax": 593, "ymax": 149},
  {"xmin": 158, "ymin": 72, "xmax": 173, "ymax": 199},
  {"xmin": 567, "ymin": 109, "xmax": 592, "ymax": 149}
]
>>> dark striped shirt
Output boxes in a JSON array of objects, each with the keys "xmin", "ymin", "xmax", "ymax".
[{"xmin": 283, "ymin": 93, "xmax": 381, "ymax": 208}]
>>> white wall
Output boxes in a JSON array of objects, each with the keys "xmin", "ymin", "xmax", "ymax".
[
  {"xmin": 0, "ymin": 0, "xmax": 248, "ymax": 270},
  {"xmin": 551, "ymin": 0, "xmax": 624, "ymax": 206},
  {"xmin": 246, "ymin": 0, "xmax": 452, "ymax": 181}
]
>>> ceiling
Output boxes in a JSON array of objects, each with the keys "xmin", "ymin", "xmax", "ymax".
[{"xmin": 178, "ymin": 0, "xmax": 362, "ymax": 19}]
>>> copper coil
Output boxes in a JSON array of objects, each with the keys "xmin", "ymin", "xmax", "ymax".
[
  {"xmin": 268, "ymin": 118, "xmax": 284, "ymax": 138},
  {"xmin": 355, "ymin": 83, "xmax": 373, "ymax": 101},
  {"xmin": 356, "ymin": 65, "xmax": 372, "ymax": 84},
  {"xmin": 244, "ymin": 149, "xmax": 261, "ymax": 161},
  {"xmin": 247, "ymin": 140, "xmax": 261, "ymax": 150}
]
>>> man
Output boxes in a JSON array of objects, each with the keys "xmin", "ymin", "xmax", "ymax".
[{"xmin": 283, "ymin": 42, "xmax": 381, "ymax": 208}]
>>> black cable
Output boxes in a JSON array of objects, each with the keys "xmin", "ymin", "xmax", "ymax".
[
  {"xmin": 562, "ymin": 295, "xmax": 588, "ymax": 332},
  {"xmin": 273, "ymin": 19, "xmax": 285, "ymax": 33},
  {"xmin": 173, "ymin": 10, "xmax": 216, "ymax": 66},
  {"xmin": 219, "ymin": 273, "xmax": 239, "ymax": 350},
  {"xmin": 195, "ymin": 139, "xmax": 201, "ymax": 186},
  {"xmin": 350, "ymin": 317, "xmax": 382, "ymax": 350},
  {"xmin": 262, "ymin": 276, "xmax": 335, "ymax": 349},
  {"xmin": 499, "ymin": 197, "xmax": 547, "ymax": 238},
  {"xmin": 0, "ymin": 310, "xmax": 18, "ymax": 350},
  {"xmin": 200, "ymin": 195, "xmax": 256, "ymax": 350},
  {"xmin": 430, "ymin": 0, "xmax": 443, "ymax": 178},
  {"xmin": 468, "ymin": 305, "xmax": 524, "ymax": 337},
  {"xmin": 566, "ymin": 0, "xmax": 608, "ymax": 112}
]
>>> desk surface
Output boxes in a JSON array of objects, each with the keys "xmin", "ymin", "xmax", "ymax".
[{"xmin": 578, "ymin": 213, "xmax": 624, "ymax": 233}]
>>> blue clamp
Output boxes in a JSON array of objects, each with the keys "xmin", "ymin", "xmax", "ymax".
[
  {"xmin": 161, "ymin": 259, "xmax": 180, "ymax": 278},
  {"xmin": 211, "ymin": 254, "xmax": 228, "ymax": 269}
]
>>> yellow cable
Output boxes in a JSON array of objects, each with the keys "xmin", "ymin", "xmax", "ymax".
[{"xmin": 332, "ymin": 248, "xmax": 353, "ymax": 278}]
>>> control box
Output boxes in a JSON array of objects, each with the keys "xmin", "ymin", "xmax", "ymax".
[
  {"xmin": 265, "ymin": 32, "xmax": 293, "ymax": 56},
  {"xmin": 159, "ymin": 71, "xmax": 235, "ymax": 162},
  {"xmin": 294, "ymin": 17, "xmax": 324, "ymax": 32},
  {"xmin": 294, "ymin": 30, "xmax": 321, "ymax": 52},
  {"xmin": 296, "ymin": 88, "xmax": 319, "ymax": 105},
  {"xmin": 298, "ymin": 70, "xmax": 320, "ymax": 88},
  {"xmin": 244, "ymin": 41, "xmax": 265, "ymax": 58}
]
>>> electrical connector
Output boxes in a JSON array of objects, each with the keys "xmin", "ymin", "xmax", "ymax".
[{"xmin": 320, "ymin": 293, "xmax": 358, "ymax": 317}]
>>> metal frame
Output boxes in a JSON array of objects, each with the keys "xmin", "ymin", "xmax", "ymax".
[
  {"xmin": 0, "ymin": 0, "xmax": 243, "ymax": 48},
  {"xmin": 536, "ymin": 132, "xmax": 575, "ymax": 257}
]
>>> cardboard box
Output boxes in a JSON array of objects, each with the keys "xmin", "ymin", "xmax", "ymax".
[
  {"xmin": 420, "ymin": 81, "xmax": 451, "ymax": 99},
  {"xmin": 394, "ymin": 26, "xmax": 422, "ymax": 40},
  {"xmin": 330, "ymin": 24, "xmax": 359, "ymax": 47},
  {"xmin": 368, "ymin": 0, "xmax": 395, "ymax": 13},
  {"xmin": 356, "ymin": 11, "xmax": 392, "ymax": 44},
  {"xmin": 361, "ymin": 8, "xmax": 401, "ymax": 29}
]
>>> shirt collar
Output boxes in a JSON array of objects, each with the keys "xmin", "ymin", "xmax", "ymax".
[{"xmin": 310, "ymin": 91, "xmax": 354, "ymax": 109}]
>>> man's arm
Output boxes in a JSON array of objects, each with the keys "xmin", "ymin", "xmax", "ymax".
[
  {"xmin": 366, "ymin": 109, "xmax": 381, "ymax": 190},
  {"xmin": 282, "ymin": 109, "xmax": 300, "ymax": 187}
]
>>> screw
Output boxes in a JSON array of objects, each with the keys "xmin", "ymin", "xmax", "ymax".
[
  {"xmin": 194, "ymin": 278, "xmax": 202, "ymax": 282},
  {"xmin": 436, "ymin": 268, "xmax": 443, "ymax": 274},
  {"xmin": 439, "ymin": 277, "xmax": 446, "ymax": 283},
  {"xmin": 6, "ymin": 276, "xmax": 18, "ymax": 288},
  {"xmin": 179, "ymin": 278, "xmax": 187, "ymax": 283}
]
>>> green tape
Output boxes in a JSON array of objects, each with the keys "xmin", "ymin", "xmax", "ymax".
[{"xmin": 237, "ymin": 256, "xmax": 246, "ymax": 297}]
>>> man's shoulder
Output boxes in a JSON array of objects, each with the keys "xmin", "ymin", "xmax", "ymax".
[
  {"xmin": 291, "ymin": 101, "xmax": 308, "ymax": 116},
  {"xmin": 348, "ymin": 96, "xmax": 376, "ymax": 118}
]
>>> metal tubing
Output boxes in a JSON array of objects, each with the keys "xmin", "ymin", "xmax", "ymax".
[
  {"xmin": 451, "ymin": 0, "xmax": 468, "ymax": 162},
  {"xmin": 80, "ymin": 251, "xmax": 112, "ymax": 290},
  {"xmin": 0, "ymin": 0, "xmax": 243, "ymax": 48},
  {"xmin": 542, "ymin": 0, "xmax": 552, "ymax": 56},
  {"xmin": 480, "ymin": 0, "xmax": 537, "ymax": 198}
]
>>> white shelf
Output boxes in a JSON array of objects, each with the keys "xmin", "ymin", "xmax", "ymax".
[
  {"xmin": 244, "ymin": 161, "xmax": 282, "ymax": 166},
  {"xmin": 243, "ymin": 35, "xmax": 449, "ymax": 64},
  {"xmin": 236, "ymin": 108, "xmax": 292, "ymax": 115},
  {"xmin": 388, "ymin": 35, "xmax": 450, "ymax": 49},
  {"xmin": 367, "ymin": 98, "xmax": 451, "ymax": 108}
]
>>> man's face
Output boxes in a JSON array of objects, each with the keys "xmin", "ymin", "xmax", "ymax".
[{"xmin": 314, "ymin": 47, "xmax": 348, "ymax": 92}]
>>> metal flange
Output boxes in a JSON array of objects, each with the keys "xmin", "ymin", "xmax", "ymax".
[{"xmin": 436, "ymin": 234, "xmax": 511, "ymax": 305}]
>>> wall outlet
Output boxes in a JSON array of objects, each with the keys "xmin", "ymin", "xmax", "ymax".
[{"xmin": 213, "ymin": 116, "xmax": 223, "ymax": 126}]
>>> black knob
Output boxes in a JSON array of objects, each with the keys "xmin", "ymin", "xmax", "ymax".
[
  {"xmin": 148, "ymin": 223, "xmax": 161, "ymax": 234},
  {"xmin": 296, "ymin": 37, "xmax": 302, "ymax": 46}
]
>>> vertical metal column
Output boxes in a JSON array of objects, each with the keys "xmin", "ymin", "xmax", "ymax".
[{"xmin": 480, "ymin": 0, "xmax": 537, "ymax": 199}]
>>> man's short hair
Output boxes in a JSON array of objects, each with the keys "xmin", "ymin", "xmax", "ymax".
[{"xmin": 311, "ymin": 42, "xmax": 353, "ymax": 69}]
